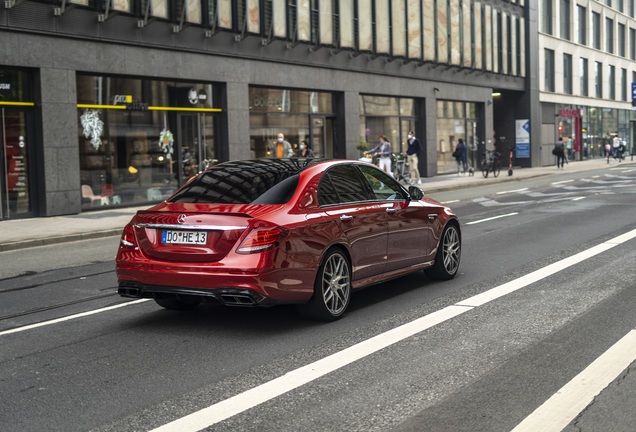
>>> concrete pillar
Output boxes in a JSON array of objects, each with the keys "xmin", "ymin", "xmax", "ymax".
[{"xmin": 225, "ymin": 82, "xmax": 251, "ymax": 161}]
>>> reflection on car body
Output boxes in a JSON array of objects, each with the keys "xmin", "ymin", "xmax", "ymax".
[{"xmin": 116, "ymin": 158, "xmax": 461, "ymax": 320}]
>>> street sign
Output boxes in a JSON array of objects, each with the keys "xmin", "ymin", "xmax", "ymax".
[
  {"xmin": 632, "ymin": 83, "xmax": 636, "ymax": 100},
  {"xmin": 515, "ymin": 119, "xmax": 530, "ymax": 158}
]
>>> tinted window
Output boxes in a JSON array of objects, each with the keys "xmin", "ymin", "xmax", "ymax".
[
  {"xmin": 318, "ymin": 174, "xmax": 340, "ymax": 206},
  {"xmin": 356, "ymin": 165, "xmax": 407, "ymax": 201},
  {"xmin": 319, "ymin": 165, "xmax": 370, "ymax": 205},
  {"xmin": 168, "ymin": 159, "xmax": 309, "ymax": 204}
]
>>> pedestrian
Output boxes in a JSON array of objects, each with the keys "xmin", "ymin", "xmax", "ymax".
[
  {"xmin": 406, "ymin": 130, "xmax": 422, "ymax": 184},
  {"xmin": 612, "ymin": 134, "xmax": 620, "ymax": 160},
  {"xmin": 554, "ymin": 137, "xmax": 565, "ymax": 169},
  {"xmin": 605, "ymin": 141, "xmax": 611, "ymax": 163},
  {"xmin": 454, "ymin": 139, "xmax": 467, "ymax": 175},
  {"xmin": 275, "ymin": 133, "xmax": 294, "ymax": 158},
  {"xmin": 366, "ymin": 135, "xmax": 393, "ymax": 175},
  {"xmin": 297, "ymin": 140, "xmax": 315, "ymax": 157},
  {"xmin": 618, "ymin": 140, "xmax": 625, "ymax": 162}
]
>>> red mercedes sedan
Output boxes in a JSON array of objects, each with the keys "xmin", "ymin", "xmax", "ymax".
[{"xmin": 116, "ymin": 158, "xmax": 461, "ymax": 320}]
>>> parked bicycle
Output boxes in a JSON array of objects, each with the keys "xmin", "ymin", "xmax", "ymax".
[
  {"xmin": 481, "ymin": 150, "xmax": 501, "ymax": 178},
  {"xmin": 392, "ymin": 153, "xmax": 411, "ymax": 184}
]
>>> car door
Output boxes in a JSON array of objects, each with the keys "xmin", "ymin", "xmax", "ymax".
[
  {"xmin": 318, "ymin": 164, "xmax": 388, "ymax": 280},
  {"xmin": 356, "ymin": 164, "xmax": 433, "ymax": 273}
]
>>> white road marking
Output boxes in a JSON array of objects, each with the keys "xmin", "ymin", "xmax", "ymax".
[
  {"xmin": 496, "ymin": 188, "xmax": 529, "ymax": 195},
  {"xmin": 0, "ymin": 299, "xmax": 150, "ymax": 336},
  {"xmin": 510, "ymin": 329, "xmax": 636, "ymax": 432},
  {"xmin": 147, "ymin": 230, "xmax": 636, "ymax": 432},
  {"xmin": 465, "ymin": 213, "xmax": 519, "ymax": 225},
  {"xmin": 572, "ymin": 197, "xmax": 586, "ymax": 201},
  {"xmin": 441, "ymin": 200, "xmax": 460, "ymax": 204},
  {"xmin": 551, "ymin": 180, "xmax": 574, "ymax": 184}
]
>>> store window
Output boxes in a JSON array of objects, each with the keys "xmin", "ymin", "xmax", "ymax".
[
  {"xmin": 249, "ymin": 87, "xmax": 335, "ymax": 159},
  {"xmin": 76, "ymin": 74, "xmax": 220, "ymax": 210},
  {"xmin": 0, "ymin": 68, "xmax": 35, "ymax": 220},
  {"xmin": 359, "ymin": 95, "xmax": 418, "ymax": 155},
  {"xmin": 436, "ymin": 100, "xmax": 479, "ymax": 174}
]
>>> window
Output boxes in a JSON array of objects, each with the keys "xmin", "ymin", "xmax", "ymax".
[
  {"xmin": 606, "ymin": 18, "xmax": 614, "ymax": 53},
  {"xmin": 630, "ymin": 0, "xmax": 635, "ymax": 18},
  {"xmin": 604, "ymin": 0, "xmax": 611, "ymax": 6},
  {"xmin": 542, "ymin": 0, "xmax": 553, "ymax": 34},
  {"xmin": 592, "ymin": 12, "xmax": 601, "ymax": 49},
  {"xmin": 619, "ymin": 23, "xmax": 625, "ymax": 57},
  {"xmin": 576, "ymin": 5, "xmax": 586, "ymax": 45},
  {"xmin": 560, "ymin": 0, "xmax": 570, "ymax": 40},
  {"xmin": 631, "ymin": 28, "xmax": 636, "ymax": 59},
  {"xmin": 563, "ymin": 54, "xmax": 573, "ymax": 94},
  {"xmin": 609, "ymin": 64, "xmax": 616, "ymax": 99},
  {"xmin": 545, "ymin": 49, "xmax": 555, "ymax": 91},
  {"xmin": 621, "ymin": 68, "xmax": 627, "ymax": 101},
  {"xmin": 595, "ymin": 61, "xmax": 603, "ymax": 97},
  {"xmin": 580, "ymin": 57, "xmax": 589, "ymax": 96},
  {"xmin": 356, "ymin": 165, "xmax": 406, "ymax": 201},
  {"xmin": 618, "ymin": 0, "xmax": 624, "ymax": 12},
  {"xmin": 321, "ymin": 165, "xmax": 369, "ymax": 204}
]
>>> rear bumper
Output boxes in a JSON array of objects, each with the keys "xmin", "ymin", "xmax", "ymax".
[{"xmin": 118, "ymin": 280, "xmax": 288, "ymax": 307}]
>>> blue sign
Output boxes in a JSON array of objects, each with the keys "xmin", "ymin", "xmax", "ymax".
[
  {"xmin": 516, "ymin": 143, "xmax": 530, "ymax": 158},
  {"xmin": 632, "ymin": 83, "xmax": 636, "ymax": 100}
]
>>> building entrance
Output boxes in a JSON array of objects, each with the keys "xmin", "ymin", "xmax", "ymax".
[
  {"xmin": 0, "ymin": 107, "xmax": 33, "ymax": 220},
  {"xmin": 177, "ymin": 113, "xmax": 216, "ymax": 183}
]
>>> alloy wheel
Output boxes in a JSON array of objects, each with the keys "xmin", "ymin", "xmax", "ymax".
[
  {"xmin": 321, "ymin": 253, "xmax": 351, "ymax": 316},
  {"xmin": 442, "ymin": 226, "xmax": 460, "ymax": 275}
]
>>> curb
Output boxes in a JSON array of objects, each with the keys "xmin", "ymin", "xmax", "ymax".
[
  {"xmin": 420, "ymin": 172, "xmax": 551, "ymax": 194},
  {"xmin": 0, "ymin": 229, "xmax": 122, "ymax": 252}
]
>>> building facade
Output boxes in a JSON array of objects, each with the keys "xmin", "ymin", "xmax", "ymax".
[
  {"xmin": 539, "ymin": 0, "xmax": 636, "ymax": 163},
  {"xmin": 0, "ymin": 0, "xmax": 537, "ymax": 218}
]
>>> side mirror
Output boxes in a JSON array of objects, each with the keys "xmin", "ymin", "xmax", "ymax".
[{"xmin": 408, "ymin": 186, "xmax": 424, "ymax": 201}]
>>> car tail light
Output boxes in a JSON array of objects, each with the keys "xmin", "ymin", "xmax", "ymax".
[
  {"xmin": 236, "ymin": 227, "xmax": 289, "ymax": 254},
  {"xmin": 121, "ymin": 223, "xmax": 136, "ymax": 248}
]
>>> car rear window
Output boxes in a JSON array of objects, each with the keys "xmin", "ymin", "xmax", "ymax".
[{"xmin": 168, "ymin": 160, "xmax": 303, "ymax": 204}]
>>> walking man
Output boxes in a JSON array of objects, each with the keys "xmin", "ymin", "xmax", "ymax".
[
  {"xmin": 406, "ymin": 131, "xmax": 422, "ymax": 184},
  {"xmin": 275, "ymin": 133, "xmax": 294, "ymax": 158}
]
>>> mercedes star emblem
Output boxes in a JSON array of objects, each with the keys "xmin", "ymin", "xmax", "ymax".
[{"xmin": 177, "ymin": 214, "xmax": 187, "ymax": 224}]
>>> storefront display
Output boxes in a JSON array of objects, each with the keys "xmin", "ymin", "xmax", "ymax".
[
  {"xmin": 0, "ymin": 68, "xmax": 35, "ymax": 220},
  {"xmin": 249, "ymin": 87, "xmax": 335, "ymax": 158},
  {"xmin": 359, "ymin": 95, "xmax": 418, "ymax": 155},
  {"xmin": 76, "ymin": 74, "xmax": 220, "ymax": 210}
]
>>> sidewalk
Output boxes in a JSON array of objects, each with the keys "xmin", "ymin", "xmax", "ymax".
[{"xmin": 1, "ymin": 157, "xmax": 633, "ymax": 252}]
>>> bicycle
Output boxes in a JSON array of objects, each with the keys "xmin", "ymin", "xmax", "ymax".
[
  {"xmin": 392, "ymin": 153, "xmax": 411, "ymax": 184},
  {"xmin": 481, "ymin": 150, "xmax": 501, "ymax": 178}
]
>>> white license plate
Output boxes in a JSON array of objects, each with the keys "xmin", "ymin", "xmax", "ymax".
[{"xmin": 161, "ymin": 230, "xmax": 208, "ymax": 245}]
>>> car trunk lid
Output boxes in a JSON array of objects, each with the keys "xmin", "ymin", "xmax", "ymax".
[{"xmin": 133, "ymin": 203, "xmax": 282, "ymax": 262}]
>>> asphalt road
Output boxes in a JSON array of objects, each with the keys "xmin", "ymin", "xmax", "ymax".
[{"xmin": 1, "ymin": 166, "xmax": 636, "ymax": 432}]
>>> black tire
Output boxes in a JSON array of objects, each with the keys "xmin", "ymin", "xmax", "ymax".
[
  {"xmin": 508, "ymin": 168, "xmax": 513, "ymax": 176},
  {"xmin": 424, "ymin": 224, "xmax": 461, "ymax": 280},
  {"xmin": 297, "ymin": 248, "xmax": 351, "ymax": 321},
  {"xmin": 154, "ymin": 297, "xmax": 200, "ymax": 310},
  {"xmin": 482, "ymin": 163, "xmax": 489, "ymax": 178},
  {"xmin": 492, "ymin": 160, "xmax": 501, "ymax": 177}
]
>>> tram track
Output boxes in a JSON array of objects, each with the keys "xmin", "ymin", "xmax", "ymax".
[{"xmin": 0, "ymin": 269, "xmax": 115, "ymax": 294}]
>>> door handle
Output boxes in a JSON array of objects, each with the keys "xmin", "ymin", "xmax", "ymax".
[
  {"xmin": 428, "ymin": 214, "xmax": 438, "ymax": 220},
  {"xmin": 340, "ymin": 214, "xmax": 353, "ymax": 223},
  {"xmin": 386, "ymin": 208, "xmax": 397, "ymax": 215}
]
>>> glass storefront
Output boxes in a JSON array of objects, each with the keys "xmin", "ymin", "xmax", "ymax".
[
  {"xmin": 249, "ymin": 87, "xmax": 335, "ymax": 158},
  {"xmin": 76, "ymin": 75, "xmax": 220, "ymax": 210},
  {"xmin": 359, "ymin": 95, "xmax": 418, "ymax": 155},
  {"xmin": 436, "ymin": 101, "xmax": 478, "ymax": 173},
  {"xmin": 558, "ymin": 104, "xmax": 635, "ymax": 159},
  {"xmin": 0, "ymin": 68, "xmax": 35, "ymax": 220}
]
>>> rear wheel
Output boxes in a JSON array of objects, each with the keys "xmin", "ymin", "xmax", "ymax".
[
  {"xmin": 424, "ymin": 224, "xmax": 461, "ymax": 280},
  {"xmin": 154, "ymin": 297, "xmax": 200, "ymax": 310},
  {"xmin": 297, "ymin": 248, "xmax": 351, "ymax": 321},
  {"xmin": 492, "ymin": 160, "xmax": 501, "ymax": 177}
]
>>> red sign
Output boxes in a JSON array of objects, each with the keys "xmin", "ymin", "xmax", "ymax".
[{"xmin": 560, "ymin": 109, "xmax": 580, "ymax": 117}]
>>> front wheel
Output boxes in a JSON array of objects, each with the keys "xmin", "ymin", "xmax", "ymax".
[
  {"xmin": 297, "ymin": 248, "xmax": 352, "ymax": 321},
  {"xmin": 424, "ymin": 224, "xmax": 461, "ymax": 280},
  {"xmin": 492, "ymin": 161, "xmax": 501, "ymax": 177}
]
